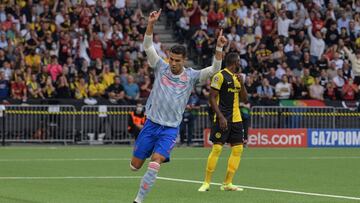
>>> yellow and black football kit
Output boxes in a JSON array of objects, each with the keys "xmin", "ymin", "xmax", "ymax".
[{"xmin": 210, "ymin": 68, "xmax": 244, "ymax": 144}]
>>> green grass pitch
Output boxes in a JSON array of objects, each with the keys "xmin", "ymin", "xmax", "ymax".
[{"xmin": 0, "ymin": 146, "xmax": 359, "ymax": 203}]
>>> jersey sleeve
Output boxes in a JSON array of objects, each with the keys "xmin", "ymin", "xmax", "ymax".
[{"xmin": 210, "ymin": 72, "xmax": 224, "ymax": 90}]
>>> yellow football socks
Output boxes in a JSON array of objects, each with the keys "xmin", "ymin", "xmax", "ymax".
[
  {"xmin": 204, "ymin": 144, "xmax": 223, "ymax": 183},
  {"xmin": 224, "ymin": 145, "xmax": 243, "ymax": 185}
]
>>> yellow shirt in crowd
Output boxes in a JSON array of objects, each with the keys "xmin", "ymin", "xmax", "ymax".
[
  {"xmin": 102, "ymin": 72, "xmax": 116, "ymax": 87},
  {"xmin": 89, "ymin": 83, "xmax": 106, "ymax": 97}
]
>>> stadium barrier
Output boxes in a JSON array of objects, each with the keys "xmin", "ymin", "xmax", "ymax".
[
  {"xmin": 80, "ymin": 105, "xmax": 211, "ymax": 144},
  {"xmin": 80, "ymin": 105, "xmax": 134, "ymax": 144},
  {"xmin": 250, "ymin": 106, "xmax": 360, "ymax": 129},
  {"xmin": 0, "ymin": 105, "xmax": 359, "ymax": 146},
  {"xmin": 1, "ymin": 105, "xmax": 76, "ymax": 143}
]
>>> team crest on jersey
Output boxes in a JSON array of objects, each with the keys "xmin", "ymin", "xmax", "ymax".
[{"xmin": 215, "ymin": 132, "xmax": 221, "ymax": 138}]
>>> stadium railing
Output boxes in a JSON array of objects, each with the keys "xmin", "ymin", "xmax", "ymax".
[
  {"xmin": 0, "ymin": 105, "xmax": 359, "ymax": 144},
  {"xmin": 1, "ymin": 105, "xmax": 76, "ymax": 144},
  {"xmin": 251, "ymin": 106, "xmax": 360, "ymax": 129},
  {"xmin": 80, "ymin": 105, "xmax": 134, "ymax": 144}
]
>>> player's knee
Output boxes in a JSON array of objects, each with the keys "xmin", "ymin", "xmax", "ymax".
[
  {"xmin": 211, "ymin": 144, "xmax": 223, "ymax": 156},
  {"xmin": 231, "ymin": 145, "xmax": 243, "ymax": 157},
  {"xmin": 130, "ymin": 162, "xmax": 140, "ymax": 171},
  {"xmin": 130, "ymin": 159, "xmax": 144, "ymax": 171},
  {"xmin": 151, "ymin": 153, "xmax": 166, "ymax": 164}
]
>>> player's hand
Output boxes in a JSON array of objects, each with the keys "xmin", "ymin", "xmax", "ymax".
[
  {"xmin": 148, "ymin": 9, "xmax": 162, "ymax": 24},
  {"xmin": 243, "ymin": 139, "xmax": 248, "ymax": 147},
  {"xmin": 219, "ymin": 115, "xmax": 228, "ymax": 131},
  {"xmin": 216, "ymin": 29, "xmax": 227, "ymax": 48},
  {"xmin": 236, "ymin": 73, "xmax": 244, "ymax": 84}
]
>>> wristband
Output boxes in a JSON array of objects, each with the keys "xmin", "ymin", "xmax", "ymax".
[{"xmin": 216, "ymin": 46, "xmax": 223, "ymax": 52}]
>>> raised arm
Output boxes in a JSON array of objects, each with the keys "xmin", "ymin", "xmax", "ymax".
[
  {"xmin": 307, "ymin": 25, "xmax": 315, "ymax": 41},
  {"xmin": 343, "ymin": 46, "xmax": 355, "ymax": 61},
  {"xmin": 199, "ymin": 29, "xmax": 228, "ymax": 84},
  {"xmin": 143, "ymin": 10, "xmax": 162, "ymax": 68}
]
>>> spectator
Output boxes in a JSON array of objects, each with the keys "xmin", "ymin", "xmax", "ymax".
[
  {"xmin": 0, "ymin": 61, "xmax": 13, "ymax": 81},
  {"xmin": 307, "ymin": 25, "xmax": 325, "ymax": 63},
  {"xmin": 139, "ymin": 74, "xmax": 152, "ymax": 99},
  {"xmin": 101, "ymin": 63, "xmax": 116, "ymax": 88},
  {"xmin": 275, "ymin": 74, "xmax": 292, "ymax": 99},
  {"xmin": 124, "ymin": 75, "xmax": 140, "ymax": 104},
  {"xmin": 43, "ymin": 76, "xmax": 56, "ymax": 98},
  {"xmin": 333, "ymin": 69, "xmax": 346, "ymax": 89},
  {"xmin": 319, "ymin": 69, "xmax": 329, "ymax": 87},
  {"xmin": 256, "ymin": 78, "xmax": 275, "ymax": 105},
  {"xmin": 106, "ymin": 76, "xmax": 126, "ymax": 104},
  {"xmin": 187, "ymin": 0, "xmax": 205, "ymax": 35},
  {"xmin": 287, "ymin": 45, "xmax": 303, "ymax": 70},
  {"xmin": 324, "ymin": 81, "xmax": 340, "ymax": 100},
  {"xmin": 88, "ymin": 30, "xmax": 105, "ymax": 61},
  {"xmin": 275, "ymin": 61, "xmax": 287, "ymax": 79},
  {"xmin": 74, "ymin": 77, "xmax": 88, "ymax": 100},
  {"xmin": 119, "ymin": 65, "xmax": 129, "ymax": 86},
  {"xmin": 11, "ymin": 76, "xmax": 27, "ymax": 101},
  {"xmin": 89, "ymin": 76, "xmax": 106, "ymax": 98},
  {"xmin": 28, "ymin": 73, "xmax": 45, "ymax": 99},
  {"xmin": 277, "ymin": 10, "xmax": 294, "ymax": 38},
  {"xmin": 343, "ymin": 46, "xmax": 360, "ymax": 84},
  {"xmin": 302, "ymin": 68, "xmax": 315, "ymax": 87},
  {"xmin": 342, "ymin": 78, "xmax": 359, "ymax": 100},
  {"xmin": 309, "ymin": 77, "xmax": 325, "ymax": 100},
  {"xmin": 325, "ymin": 22, "xmax": 339, "ymax": 46},
  {"xmin": 25, "ymin": 49, "xmax": 41, "ymax": 71},
  {"xmin": 128, "ymin": 101, "xmax": 146, "ymax": 140},
  {"xmin": 244, "ymin": 75, "xmax": 258, "ymax": 102},
  {"xmin": 266, "ymin": 67, "xmax": 280, "ymax": 88},
  {"xmin": 47, "ymin": 56, "xmax": 62, "ymax": 82},
  {"xmin": 0, "ymin": 71, "xmax": 9, "ymax": 102},
  {"xmin": 292, "ymin": 76, "xmax": 308, "ymax": 99},
  {"xmin": 56, "ymin": 75, "xmax": 71, "ymax": 98}
]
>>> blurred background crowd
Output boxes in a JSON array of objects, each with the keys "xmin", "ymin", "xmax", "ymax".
[{"xmin": 0, "ymin": 0, "xmax": 359, "ymax": 107}]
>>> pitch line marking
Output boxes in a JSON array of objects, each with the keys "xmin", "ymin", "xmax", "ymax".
[
  {"xmin": 0, "ymin": 156, "xmax": 359, "ymax": 162},
  {"xmin": 0, "ymin": 176, "xmax": 359, "ymax": 201},
  {"xmin": 0, "ymin": 176, "xmax": 142, "ymax": 180},
  {"xmin": 157, "ymin": 177, "xmax": 360, "ymax": 201}
]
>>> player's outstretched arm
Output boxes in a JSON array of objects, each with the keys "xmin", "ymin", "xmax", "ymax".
[
  {"xmin": 143, "ymin": 9, "xmax": 162, "ymax": 68},
  {"xmin": 199, "ymin": 29, "xmax": 228, "ymax": 84}
]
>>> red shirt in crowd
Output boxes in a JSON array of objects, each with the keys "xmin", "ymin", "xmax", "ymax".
[
  {"xmin": 89, "ymin": 39, "xmax": 103, "ymax": 60},
  {"xmin": 262, "ymin": 18, "xmax": 274, "ymax": 36},
  {"xmin": 187, "ymin": 7, "xmax": 201, "ymax": 27},
  {"xmin": 208, "ymin": 11, "xmax": 224, "ymax": 30},
  {"xmin": 342, "ymin": 82, "xmax": 358, "ymax": 100},
  {"xmin": 47, "ymin": 64, "xmax": 62, "ymax": 81},
  {"xmin": 11, "ymin": 82, "xmax": 26, "ymax": 98},
  {"xmin": 312, "ymin": 18, "xmax": 324, "ymax": 33},
  {"xmin": 105, "ymin": 39, "xmax": 122, "ymax": 58}
]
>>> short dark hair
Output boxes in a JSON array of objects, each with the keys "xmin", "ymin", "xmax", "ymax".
[
  {"xmin": 170, "ymin": 45, "xmax": 186, "ymax": 58},
  {"xmin": 225, "ymin": 52, "xmax": 240, "ymax": 67}
]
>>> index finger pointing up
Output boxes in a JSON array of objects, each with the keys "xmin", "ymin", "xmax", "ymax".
[{"xmin": 219, "ymin": 29, "xmax": 223, "ymax": 37}]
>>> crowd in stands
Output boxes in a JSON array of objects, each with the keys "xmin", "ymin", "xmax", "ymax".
[
  {"xmin": 165, "ymin": 0, "xmax": 360, "ymax": 105},
  {"xmin": 0, "ymin": 0, "xmax": 153, "ymax": 105},
  {"xmin": 0, "ymin": 0, "xmax": 360, "ymax": 106}
]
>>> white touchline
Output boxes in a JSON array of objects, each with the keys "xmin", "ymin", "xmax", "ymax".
[
  {"xmin": 0, "ymin": 176, "xmax": 359, "ymax": 201},
  {"xmin": 156, "ymin": 177, "xmax": 360, "ymax": 201},
  {"xmin": 0, "ymin": 156, "xmax": 360, "ymax": 162},
  {"xmin": 0, "ymin": 176, "xmax": 142, "ymax": 180}
]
